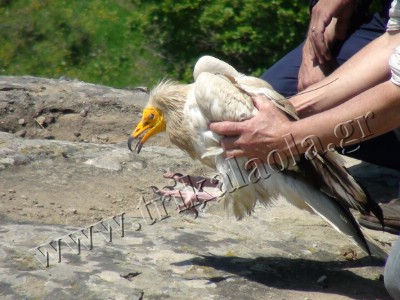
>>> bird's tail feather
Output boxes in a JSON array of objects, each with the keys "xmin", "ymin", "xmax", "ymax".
[
  {"xmin": 258, "ymin": 171, "xmax": 380, "ymax": 255},
  {"xmin": 362, "ymin": 229, "xmax": 389, "ymax": 260},
  {"xmin": 287, "ymin": 174, "xmax": 376, "ymax": 256},
  {"xmin": 308, "ymin": 151, "xmax": 384, "ymax": 226},
  {"xmin": 310, "ymin": 198, "xmax": 372, "ymax": 255}
]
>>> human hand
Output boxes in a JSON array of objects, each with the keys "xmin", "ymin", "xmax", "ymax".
[
  {"xmin": 298, "ymin": 39, "xmax": 327, "ymax": 91},
  {"xmin": 308, "ymin": 0, "xmax": 355, "ymax": 64},
  {"xmin": 209, "ymin": 94, "xmax": 293, "ymax": 165}
]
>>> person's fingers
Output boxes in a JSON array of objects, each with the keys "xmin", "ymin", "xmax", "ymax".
[
  {"xmin": 209, "ymin": 121, "xmax": 244, "ymax": 136},
  {"xmin": 310, "ymin": 26, "xmax": 332, "ymax": 64},
  {"xmin": 310, "ymin": 32, "xmax": 326, "ymax": 63},
  {"xmin": 298, "ymin": 62, "xmax": 326, "ymax": 91},
  {"xmin": 224, "ymin": 149, "xmax": 246, "ymax": 158},
  {"xmin": 220, "ymin": 136, "xmax": 238, "ymax": 150},
  {"xmin": 251, "ymin": 94, "xmax": 272, "ymax": 111}
]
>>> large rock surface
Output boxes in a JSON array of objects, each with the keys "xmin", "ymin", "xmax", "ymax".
[{"xmin": 0, "ymin": 76, "xmax": 399, "ymax": 299}]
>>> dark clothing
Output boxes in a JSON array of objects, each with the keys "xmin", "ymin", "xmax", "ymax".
[
  {"xmin": 261, "ymin": 13, "xmax": 388, "ymax": 97},
  {"xmin": 261, "ymin": 12, "xmax": 400, "ymax": 171}
]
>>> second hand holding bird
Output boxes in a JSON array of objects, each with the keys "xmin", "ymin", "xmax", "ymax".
[{"xmin": 210, "ymin": 94, "xmax": 294, "ymax": 167}]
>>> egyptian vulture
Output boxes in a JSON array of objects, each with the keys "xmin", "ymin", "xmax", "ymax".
[{"xmin": 128, "ymin": 55, "xmax": 383, "ymax": 256}]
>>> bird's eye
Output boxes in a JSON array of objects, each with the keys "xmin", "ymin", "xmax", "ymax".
[{"xmin": 148, "ymin": 113, "xmax": 154, "ymax": 120}]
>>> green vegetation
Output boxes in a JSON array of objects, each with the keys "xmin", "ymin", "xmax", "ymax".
[{"xmin": 0, "ymin": 0, "xmax": 309, "ymax": 87}]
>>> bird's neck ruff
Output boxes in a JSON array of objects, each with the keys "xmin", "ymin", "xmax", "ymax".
[
  {"xmin": 149, "ymin": 80, "xmax": 192, "ymax": 130},
  {"xmin": 150, "ymin": 80, "xmax": 197, "ymax": 158},
  {"xmin": 150, "ymin": 80, "xmax": 191, "ymax": 113}
]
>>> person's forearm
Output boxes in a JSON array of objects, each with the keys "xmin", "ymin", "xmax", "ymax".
[
  {"xmin": 208, "ymin": 80, "xmax": 399, "ymax": 164},
  {"xmin": 292, "ymin": 32, "xmax": 400, "ymax": 117},
  {"xmin": 288, "ymin": 80, "xmax": 400, "ymax": 156}
]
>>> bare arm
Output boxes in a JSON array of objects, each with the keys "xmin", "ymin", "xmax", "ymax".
[
  {"xmin": 298, "ymin": 0, "xmax": 356, "ymax": 90},
  {"xmin": 210, "ymin": 31, "xmax": 400, "ymax": 164},
  {"xmin": 307, "ymin": 0, "xmax": 355, "ymax": 64},
  {"xmin": 290, "ymin": 80, "xmax": 400, "ymax": 155},
  {"xmin": 210, "ymin": 80, "xmax": 400, "ymax": 165},
  {"xmin": 293, "ymin": 32, "xmax": 400, "ymax": 117}
]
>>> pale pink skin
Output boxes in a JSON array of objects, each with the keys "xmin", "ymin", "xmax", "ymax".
[{"xmin": 158, "ymin": 172, "xmax": 220, "ymax": 217}]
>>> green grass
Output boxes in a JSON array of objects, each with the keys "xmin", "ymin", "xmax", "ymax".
[
  {"xmin": 0, "ymin": 0, "xmax": 312, "ymax": 88},
  {"xmin": 0, "ymin": 0, "xmax": 166, "ymax": 88}
]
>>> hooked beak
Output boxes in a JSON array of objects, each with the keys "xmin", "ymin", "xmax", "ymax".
[
  {"xmin": 127, "ymin": 135, "xmax": 139, "ymax": 153},
  {"xmin": 128, "ymin": 106, "xmax": 166, "ymax": 154}
]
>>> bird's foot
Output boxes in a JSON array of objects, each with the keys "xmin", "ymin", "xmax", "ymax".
[
  {"xmin": 162, "ymin": 171, "xmax": 220, "ymax": 189},
  {"xmin": 158, "ymin": 188, "xmax": 217, "ymax": 218},
  {"xmin": 153, "ymin": 172, "xmax": 220, "ymax": 218}
]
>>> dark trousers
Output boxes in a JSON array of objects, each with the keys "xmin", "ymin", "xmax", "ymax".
[{"xmin": 261, "ymin": 13, "xmax": 400, "ymax": 171}]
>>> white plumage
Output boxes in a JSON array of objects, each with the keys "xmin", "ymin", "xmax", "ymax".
[{"xmin": 129, "ymin": 55, "xmax": 384, "ymax": 257}]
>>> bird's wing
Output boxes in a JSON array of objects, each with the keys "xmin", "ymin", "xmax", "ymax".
[
  {"xmin": 229, "ymin": 74, "xmax": 299, "ymax": 120},
  {"xmin": 183, "ymin": 88, "xmax": 221, "ymax": 168},
  {"xmin": 194, "ymin": 55, "xmax": 298, "ymax": 120},
  {"xmin": 192, "ymin": 56, "xmax": 385, "ymax": 255},
  {"xmin": 190, "ymin": 71, "xmax": 256, "ymax": 160},
  {"xmin": 195, "ymin": 56, "xmax": 382, "ymax": 222},
  {"xmin": 193, "ymin": 56, "xmax": 241, "ymax": 81},
  {"xmin": 194, "ymin": 72, "xmax": 256, "ymax": 122},
  {"xmin": 193, "ymin": 72, "xmax": 267, "ymax": 217},
  {"xmin": 305, "ymin": 151, "xmax": 383, "ymax": 223}
]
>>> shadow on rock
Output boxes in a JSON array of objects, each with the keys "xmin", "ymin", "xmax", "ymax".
[{"xmin": 173, "ymin": 254, "xmax": 390, "ymax": 300}]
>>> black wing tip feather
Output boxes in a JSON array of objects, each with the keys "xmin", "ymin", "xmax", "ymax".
[
  {"xmin": 310, "ymin": 152, "xmax": 384, "ymax": 229},
  {"xmin": 335, "ymin": 196, "xmax": 372, "ymax": 256},
  {"xmin": 356, "ymin": 180, "xmax": 385, "ymax": 229}
]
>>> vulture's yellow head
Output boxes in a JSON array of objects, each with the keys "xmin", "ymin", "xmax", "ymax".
[
  {"xmin": 128, "ymin": 80, "xmax": 192, "ymax": 155},
  {"xmin": 128, "ymin": 105, "xmax": 166, "ymax": 153}
]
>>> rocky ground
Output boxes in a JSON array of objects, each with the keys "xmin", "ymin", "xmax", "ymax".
[{"xmin": 0, "ymin": 76, "xmax": 399, "ymax": 299}]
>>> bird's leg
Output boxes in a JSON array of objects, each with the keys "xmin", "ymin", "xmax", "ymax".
[
  {"xmin": 162, "ymin": 171, "xmax": 220, "ymax": 190},
  {"xmin": 156, "ymin": 172, "xmax": 220, "ymax": 217},
  {"xmin": 159, "ymin": 189, "xmax": 217, "ymax": 210}
]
